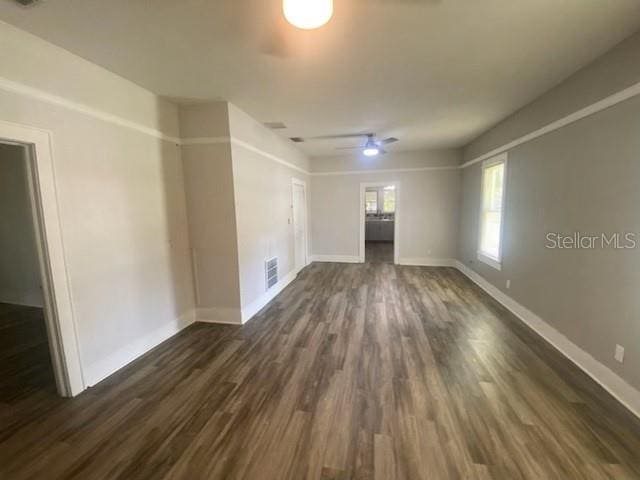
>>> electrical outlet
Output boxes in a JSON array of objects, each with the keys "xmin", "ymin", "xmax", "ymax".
[
  {"xmin": 506, "ymin": 280, "xmax": 511, "ymax": 289},
  {"xmin": 614, "ymin": 344, "xmax": 625, "ymax": 363}
]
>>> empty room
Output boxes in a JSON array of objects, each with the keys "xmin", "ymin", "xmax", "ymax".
[{"xmin": 0, "ymin": 0, "xmax": 639, "ymax": 478}]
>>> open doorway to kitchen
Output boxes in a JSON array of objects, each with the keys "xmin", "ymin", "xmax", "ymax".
[{"xmin": 360, "ymin": 182, "xmax": 399, "ymax": 264}]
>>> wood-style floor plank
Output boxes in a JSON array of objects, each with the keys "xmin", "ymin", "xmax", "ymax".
[{"xmin": 1, "ymin": 264, "xmax": 639, "ymax": 480}]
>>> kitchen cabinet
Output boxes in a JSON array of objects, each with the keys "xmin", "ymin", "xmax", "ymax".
[{"xmin": 366, "ymin": 220, "xmax": 394, "ymax": 242}]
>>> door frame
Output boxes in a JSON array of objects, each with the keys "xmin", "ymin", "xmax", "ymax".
[
  {"xmin": 0, "ymin": 120, "xmax": 84, "ymax": 397},
  {"xmin": 359, "ymin": 181, "xmax": 400, "ymax": 264},
  {"xmin": 291, "ymin": 177, "xmax": 309, "ymax": 273}
]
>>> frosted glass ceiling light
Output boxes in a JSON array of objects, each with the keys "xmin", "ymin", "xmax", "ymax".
[
  {"xmin": 363, "ymin": 136, "xmax": 380, "ymax": 157},
  {"xmin": 283, "ymin": 0, "xmax": 334, "ymax": 30}
]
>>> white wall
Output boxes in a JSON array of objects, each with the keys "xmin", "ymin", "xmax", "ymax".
[
  {"xmin": 458, "ymin": 34, "xmax": 640, "ymax": 393},
  {"xmin": 310, "ymin": 150, "xmax": 461, "ymax": 264},
  {"xmin": 228, "ymin": 105, "xmax": 310, "ymax": 318},
  {"xmin": 0, "ymin": 21, "xmax": 194, "ymax": 387},
  {"xmin": 179, "ymin": 102, "xmax": 311, "ymax": 324},
  {"xmin": 0, "ymin": 143, "xmax": 43, "ymax": 307},
  {"xmin": 180, "ymin": 102, "xmax": 243, "ymax": 324},
  {"xmin": 464, "ymin": 30, "xmax": 640, "ymax": 162}
]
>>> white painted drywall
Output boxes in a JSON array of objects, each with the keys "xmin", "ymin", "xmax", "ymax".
[
  {"xmin": 179, "ymin": 102, "xmax": 310, "ymax": 322},
  {"xmin": 0, "ymin": 21, "xmax": 194, "ymax": 386},
  {"xmin": 310, "ymin": 150, "xmax": 461, "ymax": 263},
  {"xmin": 180, "ymin": 102, "xmax": 243, "ymax": 324},
  {"xmin": 227, "ymin": 104, "xmax": 310, "ymax": 314},
  {"xmin": 464, "ymin": 30, "xmax": 640, "ymax": 163},
  {"xmin": 0, "ymin": 143, "xmax": 43, "ymax": 307},
  {"xmin": 459, "ymin": 33, "xmax": 640, "ymax": 391}
]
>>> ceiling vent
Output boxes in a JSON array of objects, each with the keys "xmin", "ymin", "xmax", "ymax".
[
  {"xmin": 290, "ymin": 137, "xmax": 304, "ymax": 143},
  {"xmin": 264, "ymin": 122, "xmax": 287, "ymax": 130},
  {"xmin": 14, "ymin": 0, "xmax": 41, "ymax": 5}
]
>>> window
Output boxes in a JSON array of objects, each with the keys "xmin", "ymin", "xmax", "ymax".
[
  {"xmin": 365, "ymin": 191, "xmax": 378, "ymax": 213},
  {"xmin": 382, "ymin": 188, "xmax": 396, "ymax": 213},
  {"xmin": 478, "ymin": 154, "xmax": 507, "ymax": 270}
]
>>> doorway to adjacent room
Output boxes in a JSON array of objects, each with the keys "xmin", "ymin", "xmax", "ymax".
[{"xmin": 360, "ymin": 182, "xmax": 399, "ymax": 264}]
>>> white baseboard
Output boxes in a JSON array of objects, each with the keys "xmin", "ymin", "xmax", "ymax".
[
  {"xmin": 84, "ymin": 309, "xmax": 196, "ymax": 387},
  {"xmin": 454, "ymin": 260, "xmax": 640, "ymax": 419},
  {"xmin": 241, "ymin": 269, "xmax": 298, "ymax": 323},
  {"xmin": 0, "ymin": 288, "xmax": 44, "ymax": 308},
  {"xmin": 310, "ymin": 255, "xmax": 362, "ymax": 264},
  {"xmin": 197, "ymin": 306, "xmax": 242, "ymax": 325},
  {"xmin": 397, "ymin": 257, "xmax": 455, "ymax": 267}
]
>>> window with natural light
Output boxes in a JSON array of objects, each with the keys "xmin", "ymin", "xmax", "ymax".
[
  {"xmin": 382, "ymin": 187, "xmax": 396, "ymax": 213},
  {"xmin": 478, "ymin": 155, "xmax": 506, "ymax": 269},
  {"xmin": 365, "ymin": 191, "xmax": 378, "ymax": 213}
]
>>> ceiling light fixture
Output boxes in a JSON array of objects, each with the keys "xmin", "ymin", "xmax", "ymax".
[
  {"xmin": 362, "ymin": 136, "xmax": 380, "ymax": 157},
  {"xmin": 283, "ymin": 0, "xmax": 334, "ymax": 30}
]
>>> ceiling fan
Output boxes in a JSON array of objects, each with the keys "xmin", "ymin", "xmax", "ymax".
[
  {"xmin": 335, "ymin": 134, "xmax": 399, "ymax": 156},
  {"xmin": 293, "ymin": 133, "xmax": 398, "ymax": 156}
]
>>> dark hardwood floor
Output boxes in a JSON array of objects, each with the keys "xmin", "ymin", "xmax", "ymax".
[
  {"xmin": 0, "ymin": 303, "xmax": 56, "ymax": 404},
  {"xmin": 1, "ymin": 263, "xmax": 639, "ymax": 479},
  {"xmin": 365, "ymin": 241, "xmax": 394, "ymax": 264}
]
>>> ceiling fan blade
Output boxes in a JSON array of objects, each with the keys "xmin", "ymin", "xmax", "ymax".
[
  {"xmin": 313, "ymin": 133, "xmax": 372, "ymax": 140},
  {"xmin": 381, "ymin": 137, "xmax": 399, "ymax": 145},
  {"xmin": 335, "ymin": 146, "xmax": 364, "ymax": 150}
]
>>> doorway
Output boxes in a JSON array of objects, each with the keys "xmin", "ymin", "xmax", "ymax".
[
  {"xmin": 0, "ymin": 143, "xmax": 57, "ymax": 401},
  {"xmin": 360, "ymin": 182, "xmax": 399, "ymax": 264},
  {"xmin": 292, "ymin": 178, "xmax": 308, "ymax": 274},
  {"xmin": 0, "ymin": 122, "xmax": 84, "ymax": 397}
]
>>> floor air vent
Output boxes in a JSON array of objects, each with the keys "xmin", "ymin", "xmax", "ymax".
[{"xmin": 265, "ymin": 257, "xmax": 278, "ymax": 290}]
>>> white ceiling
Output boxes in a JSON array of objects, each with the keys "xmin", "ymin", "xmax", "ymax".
[{"xmin": 1, "ymin": 0, "xmax": 639, "ymax": 156}]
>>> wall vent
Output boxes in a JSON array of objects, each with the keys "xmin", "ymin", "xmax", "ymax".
[{"xmin": 265, "ymin": 257, "xmax": 278, "ymax": 290}]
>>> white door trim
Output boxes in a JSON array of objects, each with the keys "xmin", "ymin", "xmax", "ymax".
[
  {"xmin": 359, "ymin": 182, "xmax": 400, "ymax": 264},
  {"xmin": 0, "ymin": 120, "xmax": 85, "ymax": 397},
  {"xmin": 292, "ymin": 177, "xmax": 309, "ymax": 272}
]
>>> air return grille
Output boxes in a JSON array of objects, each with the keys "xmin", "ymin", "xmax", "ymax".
[
  {"xmin": 264, "ymin": 122, "xmax": 287, "ymax": 130},
  {"xmin": 265, "ymin": 257, "xmax": 278, "ymax": 290}
]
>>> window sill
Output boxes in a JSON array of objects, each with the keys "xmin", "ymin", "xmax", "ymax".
[{"xmin": 477, "ymin": 252, "xmax": 502, "ymax": 271}]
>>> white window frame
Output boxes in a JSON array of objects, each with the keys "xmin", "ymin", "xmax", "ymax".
[
  {"xmin": 365, "ymin": 190, "xmax": 378, "ymax": 214},
  {"xmin": 381, "ymin": 188, "xmax": 396, "ymax": 214},
  {"xmin": 477, "ymin": 153, "xmax": 508, "ymax": 271}
]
